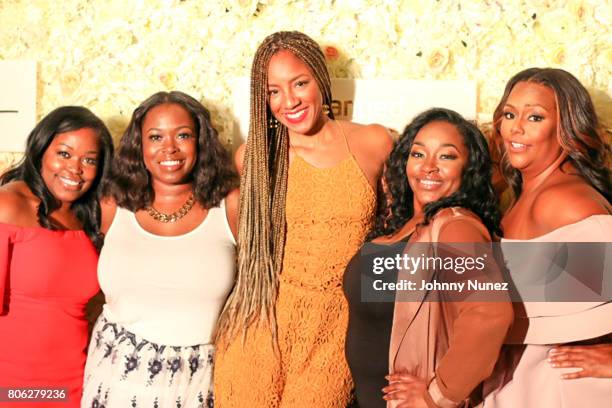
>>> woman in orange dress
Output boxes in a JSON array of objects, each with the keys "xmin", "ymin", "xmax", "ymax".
[{"xmin": 213, "ymin": 31, "xmax": 392, "ymax": 407}]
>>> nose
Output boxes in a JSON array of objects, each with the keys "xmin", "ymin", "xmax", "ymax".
[
  {"xmin": 422, "ymin": 156, "xmax": 439, "ymax": 174},
  {"xmin": 284, "ymin": 90, "xmax": 299, "ymax": 110},
  {"xmin": 68, "ymin": 157, "xmax": 83, "ymax": 175},
  {"xmin": 161, "ymin": 137, "xmax": 178, "ymax": 154},
  {"xmin": 510, "ymin": 116, "xmax": 524, "ymax": 134}
]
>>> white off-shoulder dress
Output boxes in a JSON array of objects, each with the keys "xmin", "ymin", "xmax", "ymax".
[{"xmin": 484, "ymin": 215, "xmax": 612, "ymax": 408}]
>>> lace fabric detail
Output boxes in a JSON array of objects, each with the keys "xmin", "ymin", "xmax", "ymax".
[
  {"xmin": 214, "ymin": 154, "xmax": 376, "ymax": 407},
  {"xmin": 281, "ymin": 155, "xmax": 375, "ymax": 290}
]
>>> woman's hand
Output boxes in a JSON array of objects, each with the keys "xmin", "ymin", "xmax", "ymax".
[
  {"xmin": 548, "ymin": 344, "xmax": 612, "ymax": 379},
  {"xmin": 383, "ymin": 373, "xmax": 428, "ymax": 408}
]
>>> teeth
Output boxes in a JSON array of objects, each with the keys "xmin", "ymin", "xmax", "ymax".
[
  {"xmin": 286, "ymin": 110, "xmax": 306, "ymax": 119},
  {"xmin": 511, "ymin": 142, "xmax": 526, "ymax": 148},
  {"xmin": 59, "ymin": 177, "xmax": 80, "ymax": 186},
  {"xmin": 160, "ymin": 160, "xmax": 181, "ymax": 166},
  {"xmin": 420, "ymin": 180, "xmax": 441, "ymax": 186}
]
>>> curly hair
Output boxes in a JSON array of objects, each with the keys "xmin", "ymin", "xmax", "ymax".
[
  {"xmin": 216, "ymin": 31, "xmax": 333, "ymax": 344},
  {"xmin": 103, "ymin": 91, "xmax": 238, "ymax": 210},
  {"xmin": 0, "ymin": 106, "xmax": 114, "ymax": 250},
  {"xmin": 369, "ymin": 108, "xmax": 502, "ymax": 240},
  {"xmin": 492, "ymin": 67, "xmax": 610, "ymax": 202}
]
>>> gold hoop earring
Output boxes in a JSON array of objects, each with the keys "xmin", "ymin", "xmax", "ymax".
[{"xmin": 269, "ymin": 117, "xmax": 279, "ymax": 129}]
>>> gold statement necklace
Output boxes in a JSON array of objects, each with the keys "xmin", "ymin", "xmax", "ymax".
[{"xmin": 146, "ymin": 195, "xmax": 195, "ymax": 223}]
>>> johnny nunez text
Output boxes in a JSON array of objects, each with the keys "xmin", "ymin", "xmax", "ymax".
[{"xmin": 373, "ymin": 279, "xmax": 509, "ymax": 292}]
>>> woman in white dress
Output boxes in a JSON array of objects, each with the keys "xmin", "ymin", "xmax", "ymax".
[
  {"xmin": 484, "ymin": 68, "xmax": 611, "ymax": 407},
  {"xmin": 82, "ymin": 91, "xmax": 239, "ymax": 408}
]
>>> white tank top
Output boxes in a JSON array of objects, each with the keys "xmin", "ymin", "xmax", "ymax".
[{"xmin": 98, "ymin": 200, "xmax": 235, "ymax": 346}]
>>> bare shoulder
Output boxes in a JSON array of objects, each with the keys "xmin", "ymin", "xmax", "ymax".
[
  {"xmin": 234, "ymin": 143, "xmax": 246, "ymax": 174},
  {"xmin": 225, "ymin": 188, "xmax": 240, "ymax": 213},
  {"xmin": 99, "ymin": 196, "xmax": 118, "ymax": 234},
  {"xmin": 342, "ymin": 121, "xmax": 393, "ymax": 159},
  {"xmin": 224, "ymin": 188, "xmax": 239, "ymax": 239},
  {"xmin": 533, "ymin": 179, "xmax": 609, "ymax": 230},
  {"xmin": 0, "ymin": 182, "xmax": 36, "ymax": 225}
]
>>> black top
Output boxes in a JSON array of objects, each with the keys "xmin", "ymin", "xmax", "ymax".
[{"xmin": 343, "ymin": 238, "xmax": 409, "ymax": 408}]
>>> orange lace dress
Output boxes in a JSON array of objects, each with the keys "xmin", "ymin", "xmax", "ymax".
[{"xmin": 214, "ymin": 151, "xmax": 376, "ymax": 407}]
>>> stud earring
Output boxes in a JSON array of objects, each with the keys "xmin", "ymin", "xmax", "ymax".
[
  {"xmin": 322, "ymin": 104, "xmax": 330, "ymax": 116},
  {"xmin": 269, "ymin": 117, "xmax": 279, "ymax": 129}
]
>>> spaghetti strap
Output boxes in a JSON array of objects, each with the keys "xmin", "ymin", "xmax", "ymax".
[
  {"xmin": 335, "ymin": 120, "xmax": 351, "ymax": 155},
  {"xmin": 214, "ymin": 121, "xmax": 376, "ymax": 407}
]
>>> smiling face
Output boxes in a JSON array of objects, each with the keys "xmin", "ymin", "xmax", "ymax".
[
  {"xmin": 141, "ymin": 103, "xmax": 197, "ymax": 187},
  {"xmin": 266, "ymin": 49, "xmax": 325, "ymax": 135},
  {"xmin": 406, "ymin": 121, "xmax": 468, "ymax": 214},
  {"xmin": 40, "ymin": 128, "xmax": 100, "ymax": 206},
  {"xmin": 499, "ymin": 81, "xmax": 561, "ymax": 175}
]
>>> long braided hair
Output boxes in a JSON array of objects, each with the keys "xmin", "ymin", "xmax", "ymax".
[{"xmin": 216, "ymin": 31, "xmax": 334, "ymax": 345}]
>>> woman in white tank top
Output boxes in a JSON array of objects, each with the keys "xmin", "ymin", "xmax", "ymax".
[{"xmin": 81, "ymin": 91, "xmax": 239, "ymax": 408}]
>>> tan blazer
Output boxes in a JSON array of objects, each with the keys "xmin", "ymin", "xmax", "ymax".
[{"xmin": 388, "ymin": 208, "xmax": 513, "ymax": 408}]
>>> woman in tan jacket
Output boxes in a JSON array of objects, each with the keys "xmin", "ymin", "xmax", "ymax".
[{"xmin": 343, "ymin": 108, "xmax": 513, "ymax": 408}]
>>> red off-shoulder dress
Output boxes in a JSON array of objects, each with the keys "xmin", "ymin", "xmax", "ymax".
[{"xmin": 0, "ymin": 223, "xmax": 99, "ymax": 407}]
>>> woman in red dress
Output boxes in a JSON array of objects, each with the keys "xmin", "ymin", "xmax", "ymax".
[{"xmin": 0, "ymin": 106, "xmax": 113, "ymax": 407}]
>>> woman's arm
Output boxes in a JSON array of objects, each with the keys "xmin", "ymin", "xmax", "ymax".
[
  {"xmin": 225, "ymin": 188, "xmax": 240, "ymax": 240},
  {"xmin": 99, "ymin": 197, "xmax": 117, "ymax": 235},
  {"xmin": 432, "ymin": 219, "xmax": 513, "ymax": 403},
  {"xmin": 0, "ymin": 190, "xmax": 23, "ymax": 314},
  {"xmin": 384, "ymin": 217, "xmax": 513, "ymax": 407},
  {"xmin": 234, "ymin": 143, "xmax": 246, "ymax": 176}
]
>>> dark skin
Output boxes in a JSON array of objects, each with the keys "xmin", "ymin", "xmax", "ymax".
[
  {"xmin": 0, "ymin": 128, "xmax": 101, "ymax": 229},
  {"xmin": 376, "ymin": 124, "xmax": 490, "ymax": 407},
  {"xmin": 378, "ymin": 221, "xmax": 490, "ymax": 408},
  {"xmin": 500, "ymin": 81, "xmax": 611, "ymax": 379},
  {"xmin": 234, "ymin": 50, "xmax": 392, "ymax": 190},
  {"xmin": 0, "ymin": 181, "xmax": 83, "ymax": 228},
  {"xmin": 100, "ymin": 103, "xmax": 238, "ymax": 238}
]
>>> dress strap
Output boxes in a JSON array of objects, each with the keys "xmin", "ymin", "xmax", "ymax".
[{"xmin": 335, "ymin": 120, "xmax": 351, "ymax": 156}]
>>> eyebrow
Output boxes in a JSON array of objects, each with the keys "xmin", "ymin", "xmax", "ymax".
[
  {"xmin": 441, "ymin": 143, "xmax": 460, "ymax": 150},
  {"xmin": 505, "ymin": 102, "xmax": 552, "ymax": 111},
  {"xmin": 413, "ymin": 141, "xmax": 460, "ymax": 150},
  {"xmin": 58, "ymin": 143, "xmax": 98, "ymax": 154},
  {"xmin": 145, "ymin": 125, "xmax": 194, "ymax": 133},
  {"xmin": 268, "ymin": 74, "xmax": 310, "ymax": 87}
]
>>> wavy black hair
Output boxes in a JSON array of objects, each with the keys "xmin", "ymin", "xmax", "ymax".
[
  {"xmin": 0, "ymin": 106, "xmax": 114, "ymax": 249},
  {"xmin": 103, "ymin": 91, "xmax": 238, "ymax": 210},
  {"xmin": 492, "ymin": 68, "xmax": 610, "ymax": 202},
  {"xmin": 369, "ymin": 107, "xmax": 502, "ymax": 240}
]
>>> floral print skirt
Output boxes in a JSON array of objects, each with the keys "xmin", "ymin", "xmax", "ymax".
[{"xmin": 82, "ymin": 314, "xmax": 214, "ymax": 408}]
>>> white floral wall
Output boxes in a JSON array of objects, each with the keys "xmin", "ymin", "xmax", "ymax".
[{"xmin": 0, "ymin": 0, "xmax": 610, "ymax": 172}]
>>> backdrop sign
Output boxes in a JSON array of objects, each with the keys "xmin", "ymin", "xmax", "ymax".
[
  {"xmin": 0, "ymin": 61, "xmax": 37, "ymax": 152},
  {"xmin": 232, "ymin": 78, "xmax": 476, "ymax": 141}
]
